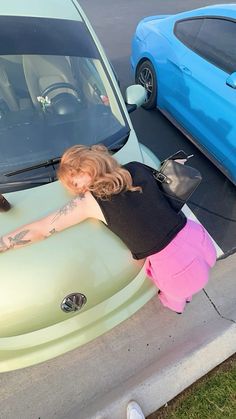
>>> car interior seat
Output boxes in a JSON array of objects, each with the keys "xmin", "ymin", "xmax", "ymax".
[
  {"xmin": 22, "ymin": 55, "xmax": 77, "ymax": 108},
  {"xmin": 0, "ymin": 63, "xmax": 19, "ymax": 111}
]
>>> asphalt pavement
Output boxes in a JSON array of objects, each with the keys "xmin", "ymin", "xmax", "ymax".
[{"xmin": 79, "ymin": 0, "xmax": 236, "ymax": 257}]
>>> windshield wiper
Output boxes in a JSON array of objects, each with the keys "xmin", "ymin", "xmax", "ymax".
[
  {"xmin": 4, "ymin": 129, "xmax": 130, "ymax": 177},
  {"xmin": 4, "ymin": 157, "xmax": 61, "ymax": 177},
  {"xmin": 0, "ymin": 177, "xmax": 56, "ymax": 193}
]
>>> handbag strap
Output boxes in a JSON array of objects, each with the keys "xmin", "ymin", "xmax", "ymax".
[{"xmin": 141, "ymin": 162, "xmax": 170, "ymax": 184}]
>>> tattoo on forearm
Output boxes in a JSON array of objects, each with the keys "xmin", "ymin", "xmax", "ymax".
[
  {"xmin": 44, "ymin": 228, "xmax": 57, "ymax": 239},
  {"xmin": 8, "ymin": 230, "xmax": 31, "ymax": 247},
  {"xmin": 51, "ymin": 195, "xmax": 85, "ymax": 223},
  {"xmin": 0, "ymin": 236, "xmax": 8, "ymax": 253}
]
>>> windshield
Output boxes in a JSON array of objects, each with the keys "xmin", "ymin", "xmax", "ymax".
[{"xmin": 0, "ymin": 17, "xmax": 129, "ymax": 193}]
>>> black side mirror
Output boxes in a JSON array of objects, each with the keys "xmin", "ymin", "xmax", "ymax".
[{"xmin": 0, "ymin": 194, "xmax": 11, "ymax": 212}]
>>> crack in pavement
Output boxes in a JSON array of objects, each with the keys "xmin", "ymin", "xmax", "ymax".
[
  {"xmin": 203, "ymin": 289, "xmax": 236, "ymax": 324},
  {"xmin": 217, "ymin": 247, "xmax": 236, "ymax": 260}
]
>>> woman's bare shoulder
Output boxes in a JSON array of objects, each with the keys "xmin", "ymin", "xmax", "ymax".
[{"xmin": 84, "ymin": 191, "xmax": 107, "ymax": 224}]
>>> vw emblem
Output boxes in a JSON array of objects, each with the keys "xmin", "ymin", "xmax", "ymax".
[{"xmin": 61, "ymin": 293, "xmax": 87, "ymax": 313}]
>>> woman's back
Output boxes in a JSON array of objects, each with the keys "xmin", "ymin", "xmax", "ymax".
[{"xmin": 92, "ymin": 161, "xmax": 186, "ymax": 259}]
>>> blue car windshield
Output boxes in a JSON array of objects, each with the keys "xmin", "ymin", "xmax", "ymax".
[{"xmin": 0, "ymin": 17, "xmax": 129, "ymax": 192}]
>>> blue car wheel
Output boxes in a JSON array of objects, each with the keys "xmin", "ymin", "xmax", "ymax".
[{"xmin": 135, "ymin": 60, "xmax": 157, "ymax": 110}]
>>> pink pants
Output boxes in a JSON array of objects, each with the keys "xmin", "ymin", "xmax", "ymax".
[{"xmin": 145, "ymin": 219, "xmax": 217, "ymax": 313}]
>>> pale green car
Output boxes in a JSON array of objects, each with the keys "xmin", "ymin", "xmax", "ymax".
[{"xmin": 0, "ymin": 0, "xmax": 159, "ymax": 372}]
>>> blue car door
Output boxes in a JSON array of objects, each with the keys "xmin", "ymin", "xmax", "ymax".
[{"xmin": 172, "ymin": 17, "xmax": 236, "ymax": 180}]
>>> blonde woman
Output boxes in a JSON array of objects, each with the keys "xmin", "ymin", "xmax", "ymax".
[{"xmin": 0, "ymin": 145, "xmax": 216, "ymax": 313}]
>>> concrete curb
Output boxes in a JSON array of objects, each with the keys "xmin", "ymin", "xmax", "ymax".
[{"xmin": 82, "ymin": 321, "xmax": 236, "ymax": 419}]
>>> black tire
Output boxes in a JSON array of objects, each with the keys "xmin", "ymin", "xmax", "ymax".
[{"xmin": 135, "ymin": 60, "xmax": 157, "ymax": 110}]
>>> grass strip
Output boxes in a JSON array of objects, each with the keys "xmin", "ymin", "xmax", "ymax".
[{"xmin": 148, "ymin": 353, "xmax": 236, "ymax": 419}]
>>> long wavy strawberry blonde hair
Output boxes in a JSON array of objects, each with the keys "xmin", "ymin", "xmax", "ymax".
[{"xmin": 57, "ymin": 144, "xmax": 142, "ymax": 199}]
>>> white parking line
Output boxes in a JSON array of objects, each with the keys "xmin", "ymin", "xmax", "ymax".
[{"xmin": 183, "ymin": 204, "xmax": 224, "ymax": 259}]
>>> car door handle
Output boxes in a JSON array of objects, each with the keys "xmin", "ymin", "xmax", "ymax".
[{"xmin": 179, "ymin": 65, "xmax": 192, "ymax": 75}]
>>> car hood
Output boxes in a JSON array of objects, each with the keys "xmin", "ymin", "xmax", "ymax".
[
  {"xmin": 0, "ymin": 180, "xmax": 144, "ymax": 338},
  {"xmin": 0, "ymin": 0, "xmax": 81, "ymax": 21}
]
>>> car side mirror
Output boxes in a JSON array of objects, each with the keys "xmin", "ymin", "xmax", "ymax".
[
  {"xmin": 125, "ymin": 84, "xmax": 147, "ymax": 113},
  {"xmin": 226, "ymin": 72, "xmax": 236, "ymax": 89},
  {"xmin": 0, "ymin": 194, "xmax": 11, "ymax": 212}
]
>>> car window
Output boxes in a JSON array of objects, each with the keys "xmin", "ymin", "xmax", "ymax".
[
  {"xmin": 0, "ymin": 17, "xmax": 129, "ymax": 193},
  {"xmin": 175, "ymin": 17, "xmax": 236, "ymax": 74},
  {"xmin": 174, "ymin": 18, "xmax": 203, "ymax": 49}
]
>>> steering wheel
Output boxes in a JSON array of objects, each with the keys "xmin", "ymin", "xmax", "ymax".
[
  {"xmin": 39, "ymin": 82, "xmax": 81, "ymax": 115},
  {"xmin": 41, "ymin": 82, "xmax": 79, "ymax": 98}
]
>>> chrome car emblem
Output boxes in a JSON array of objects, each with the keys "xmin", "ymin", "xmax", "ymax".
[{"xmin": 61, "ymin": 293, "xmax": 87, "ymax": 313}]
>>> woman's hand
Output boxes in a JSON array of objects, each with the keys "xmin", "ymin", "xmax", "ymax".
[
  {"xmin": 175, "ymin": 158, "xmax": 187, "ymax": 165},
  {"xmin": 0, "ymin": 236, "xmax": 8, "ymax": 253}
]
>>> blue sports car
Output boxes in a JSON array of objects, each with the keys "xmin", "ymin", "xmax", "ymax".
[{"xmin": 131, "ymin": 4, "xmax": 236, "ymax": 185}]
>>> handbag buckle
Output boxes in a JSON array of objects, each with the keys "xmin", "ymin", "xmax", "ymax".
[{"xmin": 154, "ymin": 172, "xmax": 167, "ymax": 183}]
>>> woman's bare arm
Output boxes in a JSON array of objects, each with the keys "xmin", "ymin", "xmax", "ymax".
[{"xmin": 0, "ymin": 193, "xmax": 88, "ymax": 253}]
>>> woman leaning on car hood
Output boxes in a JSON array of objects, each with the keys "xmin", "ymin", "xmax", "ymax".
[{"xmin": 0, "ymin": 144, "xmax": 216, "ymax": 314}]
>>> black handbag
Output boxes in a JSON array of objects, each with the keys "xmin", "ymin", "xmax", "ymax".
[{"xmin": 147, "ymin": 157, "xmax": 202, "ymax": 213}]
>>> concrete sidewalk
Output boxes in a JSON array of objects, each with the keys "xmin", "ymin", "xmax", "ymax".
[{"xmin": 0, "ymin": 252, "xmax": 235, "ymax": 419}]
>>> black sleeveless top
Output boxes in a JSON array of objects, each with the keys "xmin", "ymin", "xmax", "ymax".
[{"xmin": 93, "ymin": 161, "xmax": 187, "ymax": 259}]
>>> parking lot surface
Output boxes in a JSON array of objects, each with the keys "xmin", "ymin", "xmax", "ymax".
[{"xmin": 79, "ymin": 0, "xmax": 236, "ymax": 257}]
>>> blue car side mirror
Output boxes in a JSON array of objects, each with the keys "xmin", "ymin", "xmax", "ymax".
[{"xmin": 226, "ymin": 72, "xmax": 236, "ymax": 89}]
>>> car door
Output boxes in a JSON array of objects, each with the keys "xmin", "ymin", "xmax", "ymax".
[
  {"xmin": 156, "ymin": 18, "xmax": 191, "ymax": 118},
  {"xmin": 173, "ymin": 17, "xmax": 236, "ymax": 178}
]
